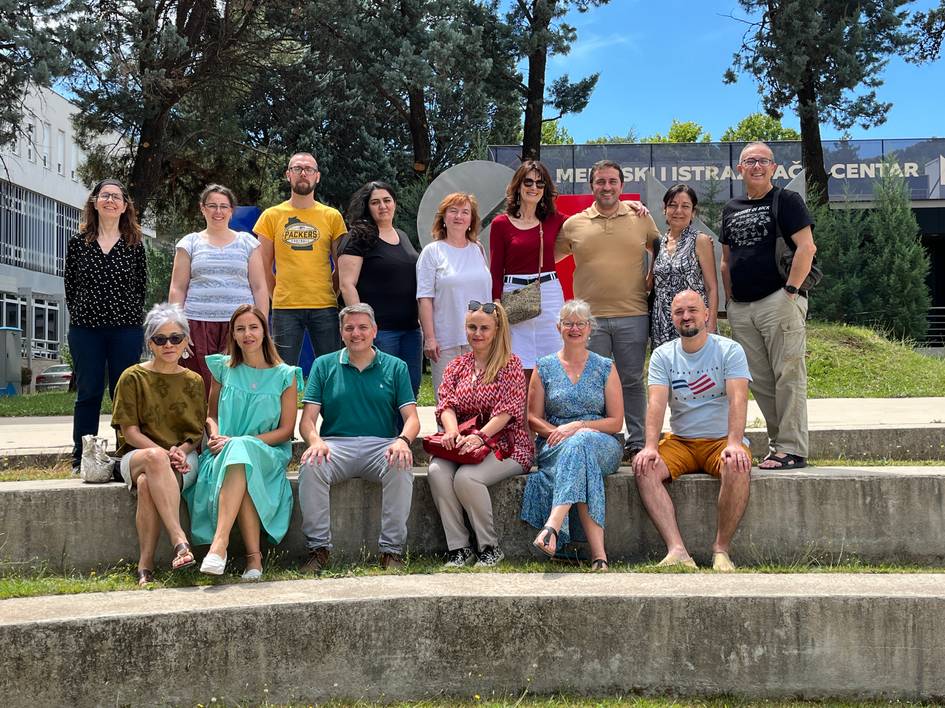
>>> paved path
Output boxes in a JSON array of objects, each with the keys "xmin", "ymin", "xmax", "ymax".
[{"xmin": 1, "ymin": 397, "xmax": 942, "ymax": 457}]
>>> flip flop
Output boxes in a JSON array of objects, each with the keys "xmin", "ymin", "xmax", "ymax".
[
  {"xmin": 532, "ymin": 526, "xmax": 558, "ymax": 558},
  {"xmin": 590, "ymin": 559, "xmax": 609, "ymax": 573},
  {"xmin": 760, "ymin": 452, "xmax": 806, "ymax": 470}
]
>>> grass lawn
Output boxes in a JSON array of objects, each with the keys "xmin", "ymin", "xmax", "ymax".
[
  {"xmin": 191, "ymin": 698, "xmax": 941, "ymax": 707},
  {"xmin": 3, "ymin": 322, "xmax": 942, "ymax": 418}
]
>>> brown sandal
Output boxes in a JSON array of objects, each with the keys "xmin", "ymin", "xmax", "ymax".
[
  {"xmin": 137, "ymin": 568, "xmax": 155, "ymax": 586},
  {"xmin": 591, "ymin": 559, "xmax": 609, "ymax": 573},
  {"xmin": 171, "ymin": 542, "xmax": 196, "ymax": 571}
]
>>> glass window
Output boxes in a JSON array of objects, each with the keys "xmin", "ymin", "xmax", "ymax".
[
  {"xmin": 3, "ymin": 300, "xmax": 17, "ymax": 328},
  {"xmin": 47, "ymin": 307, "xmax": 57, "ymax": 341},
  {"xmin": 34, "ymin": 306, "xmax": 45, "ymax": 340}
]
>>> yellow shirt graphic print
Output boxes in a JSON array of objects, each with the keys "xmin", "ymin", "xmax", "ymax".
[{"xmin": 283, "ymin": 217, "xmax": 320, "ymax": 251}]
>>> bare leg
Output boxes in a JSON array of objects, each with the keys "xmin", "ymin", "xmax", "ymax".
[
  {"xmin": 634, "ymin": 458, "xmax": 692, "ymax": 562},
  {"xmin": 130, "ymin": 448, "xmax": 188, "ymax": 548},
  {"xmin": 236, "ymin": 486, "xmax": 263, "ymax": 572},
  {"xmin": 534, "ymin": 503, "xmax": 571, "ymax": 555},
  {"xmin": 714, "ymin": 460, "xmax": 751, "ymax": 554},
  {"xmin": 576, "ymin": 503, "xmax": 606, "ymax": 562},
  {"xmin": 135, "ymin": 475, "xmax": 161, "ymax": 572},
  {"xmin": 209, "ymin": 464, "xmax": 248, "ymax": 558}
]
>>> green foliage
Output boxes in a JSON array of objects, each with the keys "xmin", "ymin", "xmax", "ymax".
[
  {"xmin": 144, "ymin": 240, "xmax": 174, "ymax": 313},
  {"xmin": 721, "ymin": 113, "xmax": 801, "ymax": 142},
  {"xmin": 517, "ymin": 119, "xmax": 574, "ymax": 145},
  {"xmin": 906, "ymin": 0, "xmax": 945, "ymax": 62},
  {"xmin": 809, "ymin": 163, "xmax": 931, "ymax": 341},
  {"xmin": 645, "ymin": 119, "xmax": 711, "ymax": 143},
  {"xmin": 586, "ymin": 129, "xmax": 639, "ymax": 144}
]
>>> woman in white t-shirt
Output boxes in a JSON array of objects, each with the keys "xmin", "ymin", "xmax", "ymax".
[
  {"xmin": 169, "ymin": 184, "xmax": 269, "ymax": 395},
  {"xmin": 416, "ymin": 192, "xmax": 491, "ymax": 401}
]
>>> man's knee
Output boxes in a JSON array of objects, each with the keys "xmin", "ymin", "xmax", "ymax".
[
  {"xmin": 719, "ymin": 459, "xmax": 751, "ymax": 483},
  {"xmin": 634, "ymin": 459, "xmax": 670, "ymax": 485}
]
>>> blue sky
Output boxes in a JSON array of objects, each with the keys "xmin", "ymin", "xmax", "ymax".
[{"xmin": 549, "ymin": 0, "xmax": 945, "ymax": 142}]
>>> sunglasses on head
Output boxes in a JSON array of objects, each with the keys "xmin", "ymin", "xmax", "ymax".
[
  {"xmin": 150, "ymin": 333, "xmax": 185, "ymax": 346},
  {"xmin": 468, "ymin": 300, "xmax": 497, "ymax": 314}
]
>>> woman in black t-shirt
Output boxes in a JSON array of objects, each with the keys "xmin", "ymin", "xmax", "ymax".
[
  {"xmin": 64, "ymin": 179, "xmax": 148, "ymax": 472},
  {"xmin": 338, "ymin": 181, "xmax": 421, "ymax": 394}
]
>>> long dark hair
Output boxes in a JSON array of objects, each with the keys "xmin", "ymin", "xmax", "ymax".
[
  {"xmin": 345, "ymin": 181, "xmax": 398, "ymax": 252},
  {"xmin": 79, "ymin": 179, "xmax": 143, "ymax": 246},
  {"xmin": 505, "ymin": 160, "xmax": 557, "ymax": 220}
]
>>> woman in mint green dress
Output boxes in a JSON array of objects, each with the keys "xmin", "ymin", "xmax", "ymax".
[{"xmin": 184, "ymin": 304, "xmax": 302, "ymax": 580}]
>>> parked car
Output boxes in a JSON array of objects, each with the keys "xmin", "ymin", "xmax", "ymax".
[{"xmin": 35, "ymin": 364, "xmax": 73, "ymax": 391}]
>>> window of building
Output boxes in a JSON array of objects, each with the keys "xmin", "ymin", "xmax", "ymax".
[
  {"xmin": 26, "ymin": 121, "xmax": 36, "ymax": 162},
  {"xmin": 71, "ymin": 146, "xmax": 81, "ymax": 181},
  {"xmin": 57, "ymin": 129, "xmax": 66, "ymax": 176},
  {"xmin": 41, "ymin": 122, "xmax": 51, "ymax": 169},
  {"xmin": 0, "ymin": 178, "xmax": 80, "ymax": 278}
]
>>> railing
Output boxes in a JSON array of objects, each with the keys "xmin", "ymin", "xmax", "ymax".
[{"xmin": 927, "ymin": 307, "xmax": 945, "ymax": 347}]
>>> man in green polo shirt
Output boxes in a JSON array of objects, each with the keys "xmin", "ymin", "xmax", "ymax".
[{"xmin": 298, "ymin": 303, "xmax": 420, "ymax": 572}]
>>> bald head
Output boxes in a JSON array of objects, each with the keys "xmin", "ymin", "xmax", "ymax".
[{"xmin": 671, "ymin": 290, "xmax": 709, "ymax": 339}]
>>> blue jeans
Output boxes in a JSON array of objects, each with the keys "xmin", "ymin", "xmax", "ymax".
[
  {"xmin": 271, "ymin": 308, "xmax": 341, "ymax": 368},
  {"xmin": 68, "ymin": 325, "xmax": 144, "ymax": 466},
  {"xmin": 588, "ymin": 315, "xmax": 649, "ymax": 449},
  {"xmin": 374, "ymin": 327, "xmax": 422, "ymax": 396}
]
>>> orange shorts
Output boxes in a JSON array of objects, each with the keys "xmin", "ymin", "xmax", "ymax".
[{"xmin": 658, "ymin": 434, "xmax": 751, "ymax": 480}]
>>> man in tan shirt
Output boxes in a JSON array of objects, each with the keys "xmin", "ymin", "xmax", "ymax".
[{"xmin": 556, "ymin": 160, "xmax": 660, "ymax": 454}]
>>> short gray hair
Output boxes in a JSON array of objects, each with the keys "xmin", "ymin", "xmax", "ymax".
[
  {"xmin": 144, "ymin": 302, "xmax": 190, "ymax": 342},
  {"xmin": 739, "ymin": 141, "xmax": 774, "ymax": 161},
  {"xmin": 339, "ymin": 303, "xmax": 376, "ymax": 327},
  {"xmin": 558, "ymin": 299, "xmax": 596, "ymax": 331}
]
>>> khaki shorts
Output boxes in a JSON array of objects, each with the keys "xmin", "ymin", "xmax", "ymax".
[{"xmin": 658, "ymin": 434, "xmax": 751, "ymax": 480}]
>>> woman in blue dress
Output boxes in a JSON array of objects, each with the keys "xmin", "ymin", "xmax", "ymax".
[
  {"xmin": 520, "ymin": 299, "xmax": 624, "ymax": 571},
  {"xmin": 184, "ymin": 304, "xmax": 303, "ymax": 580}
]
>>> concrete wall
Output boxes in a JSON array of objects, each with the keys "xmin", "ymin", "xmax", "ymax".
[
  {"xmin": 2, "ymin": 574, "xmax": 945, "ymax": 705},
  {"xmin": 2, "ymin": 467, "xmax": 945, "ymax": 572}
]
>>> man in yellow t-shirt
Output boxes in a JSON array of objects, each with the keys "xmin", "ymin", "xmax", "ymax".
[
  {"xmin": 556, "ymin": 160, "xmax": 660, "ymax": 456},
  {"xmin": 254, "ymin": 152, "xmax": 347, "ymax": 366}
]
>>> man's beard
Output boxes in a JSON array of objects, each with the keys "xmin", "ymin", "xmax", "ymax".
[
  {"xmin": 678, "ymin": 323, "xmax": 701, "ymax": 338},
  {"xmin": 292, "ymin": 181, "xmax": 316, "ymax": 197}
]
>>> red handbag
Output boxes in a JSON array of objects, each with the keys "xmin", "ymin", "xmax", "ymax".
[{"xmin": 423, "ymin": 417, "xmax": 504, "ymax": 465}]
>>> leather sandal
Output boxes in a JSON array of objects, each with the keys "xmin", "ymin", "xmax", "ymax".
[
  {"xmin": 590, "ymin": 559, "xmax": 609, "ymax": 573},
  {"xmin": 532, "ymin": 526, "xmax": 558, "ymax": 558},
  {"xmin": 136, "ymin": 568, "xmax": 155, "ymax": 586},
  {"xmin": 171, "ymin": 542, "xmax": 196, "ymax": 571}
]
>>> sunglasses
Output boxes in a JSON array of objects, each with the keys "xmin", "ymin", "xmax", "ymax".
[
  {"xmin": 468, "ymin": 300, "xmax": 497, "ymax": 314},
  {"xmin": 150, "ymin": 333, "xmax": 185, "ymax": 346},
  {"xmin": 522, "ymin": 178, "xmax": 545, "ymax": 188}
]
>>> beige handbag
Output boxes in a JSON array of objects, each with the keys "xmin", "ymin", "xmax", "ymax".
[{"xmin": 501, "ymin": 223, "xmax": 544, "ymax": 325}]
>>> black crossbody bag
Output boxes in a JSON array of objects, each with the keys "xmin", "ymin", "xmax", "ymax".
[{"xmin": 771, "ymin": 187, "xmax": 823, "ymax": 292}]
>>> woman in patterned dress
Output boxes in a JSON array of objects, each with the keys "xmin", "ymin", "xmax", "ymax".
[
  {"xmin": 427, "ymin": 301, "xmax": 533, "ymax": 567},
  {"xmin": 650, "ymin": 184, "xmax": 718, "ymax": 348},
  {"xmin": 168, "ymin": 184, "xmax": 269, "ymax": 395},
  {"xmin": 520, "ymin": 299, "xmax": 624, "ymax": 571}
]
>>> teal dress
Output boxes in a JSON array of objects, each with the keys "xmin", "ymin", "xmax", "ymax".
[{"xmin": 184, "ymin": 354, "xmax": 303, "ymax": 546}]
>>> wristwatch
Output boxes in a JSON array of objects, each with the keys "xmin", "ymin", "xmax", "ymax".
[
  {"xmin": 784, "ymin": 285, "xmax": 799, "ymax": 295},
  {"xmin": 396, "ymin": 435, "xmax": 412, "ymax": 446}
]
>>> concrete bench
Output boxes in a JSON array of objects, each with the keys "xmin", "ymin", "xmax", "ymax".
[
  {"xmin": 2, "ymin": 467, "xmax": 945, "ymax": 572},
  {"xmin": 2, "ymin": 573, "xmax": 944, "ymax": 706}
]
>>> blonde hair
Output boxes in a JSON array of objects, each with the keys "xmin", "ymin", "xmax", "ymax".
[
  {"xmin": 468, "ymin": 302, "xmax": 512, "ymax": 385},
  {"xmin": 432, "ymin": 192, "xmax": 481, "ymax": 241},
  {"xmin": 226, "ymin": 304, "xmax": 282, "ymax": 367}
]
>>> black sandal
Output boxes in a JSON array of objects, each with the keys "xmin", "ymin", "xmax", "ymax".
[
  {"xmin": 532, "ymin": 526, "xmax": 558, "ymax": 558},
  {"xmin": 590, "ymin": 559, "xmax": 609, "ymax": 572},
  {"xmin": 760, "ymin": 452, "xmax": 806, "ymax": 470}
]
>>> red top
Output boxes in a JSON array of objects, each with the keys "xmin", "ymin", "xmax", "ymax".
[
  {"xmin": 489, "ymin": 212, "xmax": 566, "ymax": 301},
  {"xmin": 435, "ymin": 352, "xmax": 534, "ymax": 471}
]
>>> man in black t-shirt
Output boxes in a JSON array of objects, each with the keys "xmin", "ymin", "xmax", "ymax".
[{"xmin": 720, "ymin": 142, "xmax": 817, "ymax": 469}]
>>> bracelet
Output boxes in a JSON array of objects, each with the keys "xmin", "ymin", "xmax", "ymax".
[{"xmin": 396, "ymin": 434, "xmax": 412, "ymax": 446}]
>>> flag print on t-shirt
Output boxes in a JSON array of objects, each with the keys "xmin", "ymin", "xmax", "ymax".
[{"xmin": 672, "ymin": 373, "xmax": 717, "ymax": 396}]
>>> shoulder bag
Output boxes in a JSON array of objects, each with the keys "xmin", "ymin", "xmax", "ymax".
[
  {"xmin": 501, "ymin": 223, "xmax": 544, "ymax": 325},
  {"xmin": 423, "ymin": 416, "xmax": 504, "ymax": 465},
  {"xmin": 772, "ymin": 187, "xmax": 823, "ymax": 291}
]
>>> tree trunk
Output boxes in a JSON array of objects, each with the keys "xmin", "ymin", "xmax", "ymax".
[
  {"xmin": 128, "ymin": 107, "xmax": 172, "ymax": 217},
  {"xmin": 520, "ymin": 0, "xmax": 555, "ymax": 161},
  {"xmin": 407, "ymin": 86, "xmax": 431, "ymax": 176},
  {"xmin": 797, "ymin": 76, "xmax": 829, "ymax": 207}
]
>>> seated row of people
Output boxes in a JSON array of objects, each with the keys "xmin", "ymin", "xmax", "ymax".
[{"xmin": 114, "ymin": 291, "xmax": 750, "ymax": 584}]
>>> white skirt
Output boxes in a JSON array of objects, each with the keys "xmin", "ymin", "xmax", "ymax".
[{"xmin": 502, "ymin": 274, "xmax": 566, "ymax": 369}]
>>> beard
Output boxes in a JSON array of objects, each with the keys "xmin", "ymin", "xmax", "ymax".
[
  {"xmin": 677, "ymin": 323, "xmax": 701, "ymax": 338},
  {"xmin": 292, "ymin": 180, "xmax": 316, "ymax": 197}
]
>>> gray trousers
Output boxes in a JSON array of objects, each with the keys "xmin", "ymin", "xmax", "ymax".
[
  {"xmin": 728, "ymin": 289, "xmax": 809, "ymax": 458},
  {"xmin": 588, "ymin": 314, "xmax": 648, "ymax": 448},
  {"xmin": 427, "ymin": 453, "xmax": 523, "ymax": 551},
  {"xmin": 298, "ymin": 436, "xmax": 414, "ymax": 555}
]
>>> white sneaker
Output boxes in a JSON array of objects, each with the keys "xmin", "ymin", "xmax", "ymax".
[
  {"xmin": 200, "ymin": 552, "xmax": 227, "ymax": 576},
  {"xmin": 241, "ymin": 567, "xmax": 262, "ymax": 581}
]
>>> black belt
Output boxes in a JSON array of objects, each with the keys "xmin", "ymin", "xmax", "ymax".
[{"xmin": 504, "ymin": 272, "xmax": 558, "ymax": 286}]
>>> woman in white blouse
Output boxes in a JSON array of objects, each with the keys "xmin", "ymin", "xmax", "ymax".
[
  {"xmin": 416, "ymin": 192, "xmax": 492, "ymax": 401},
  {"xmin": 169, "ymin": 184, "xmax": 268, "ymax": 395}
]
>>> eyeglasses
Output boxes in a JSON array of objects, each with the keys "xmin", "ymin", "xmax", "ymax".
[
  {"xmin": 150, "ymin": 333, "xmax": 185, "ymax": 346},
  {"xmin": 203, "ymin": 203, "xmax": 232, "ymax": 211},
  {"xmin": 288, "ymin": 166, "xmax": 318, "ymax": 175},
  {"xmin": 561, "ymin": 321, "xmax": 589, "ymax": 330},
  {"xmin": 468, "ymin": 300, "xmax": 497, "ymax": 314},
  {"xmin": 96, "ymin": 193, "xmax": 125, "ymax": 203},
  {"xmin": 740, "ymin": 158, "xmax": 774, "ymax": 167},
  {"xmin": 522, "ymin": 178, "xmax": 545, "ymax": 189}
]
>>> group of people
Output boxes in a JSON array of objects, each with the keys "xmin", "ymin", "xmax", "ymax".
[{"xmin": 63, "ymin": 140, "xmax": 816, "ymax": 581}]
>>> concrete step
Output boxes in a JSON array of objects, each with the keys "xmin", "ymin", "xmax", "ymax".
[
  {"xmin": 3, "ymin": 467, "xmax": 945, "ymax": 572},
  {"xmin": 2, "ymin": 573, "xmax": 944, "ymax": 706}
]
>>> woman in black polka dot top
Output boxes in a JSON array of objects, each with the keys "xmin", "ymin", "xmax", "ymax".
[{"xmin": 64, "ymin": 179, "xmax": 148, "ymax": 471}]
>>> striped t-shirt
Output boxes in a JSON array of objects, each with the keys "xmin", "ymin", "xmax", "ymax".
[{"xmin": 175, "ymin": 231, "xmax": 259, "ymax": 322}]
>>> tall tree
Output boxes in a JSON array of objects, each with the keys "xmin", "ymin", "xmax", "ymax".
[
  {"xmin": 645, "ymin": 119, "xmax": 712, "ymax": 143},
  {"xmin": 724, "ymin": 0, "xmax": 913, "ymax": 206},
  {"xmin": 64, "ymin": 0, "xmax": 295, "ymax": 216},
  {"xmin": 0, "ymin": 0, "xmax": 76, "ymax": 149},
  {"xmin": 508, "ymin": 0, "xmax": 609, "ymax": 161},
  {"xmin": 721, "ymin": 112, "xmax": 801, "ymax": 142},
  {"xmin": 906, "ymin": 0, "xmax": 945, "ymax": 62}
]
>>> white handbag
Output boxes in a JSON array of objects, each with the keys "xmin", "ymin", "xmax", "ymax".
[{"xmin": 80, "ymin": 435, "xmax": 116, "ymax": 484}]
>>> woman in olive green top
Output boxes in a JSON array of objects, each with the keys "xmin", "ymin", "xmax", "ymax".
[{"xmin": 111, "ymin": 302, "xmax": 207, "ymax": 586}]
